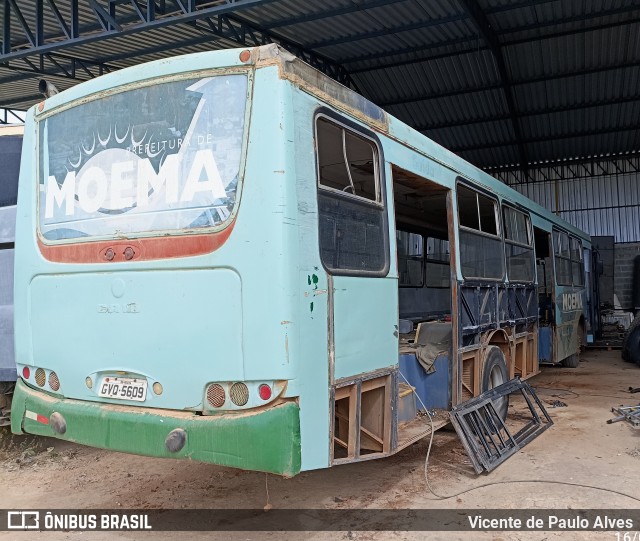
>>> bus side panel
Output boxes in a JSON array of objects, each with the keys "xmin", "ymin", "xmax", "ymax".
[
  {"xmin": 289, "ymin": 86, "xmax": 332, "ymax": 471},
  {"xmin": 332, "ymin": 276, "xmax": 398, "ymax": 380},
  {"xmin": 554, "ymin": 284, "xmax": 584, "ymax": 362}
]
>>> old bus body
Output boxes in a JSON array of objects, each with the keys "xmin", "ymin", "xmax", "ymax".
[{"xmin": 11, "ymin": 45, "xmax": 592, "ymax": 475}]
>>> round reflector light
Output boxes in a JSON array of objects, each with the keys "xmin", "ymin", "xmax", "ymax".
[
  {"xmin": 35, "ymin": 368, "xmax": 46, "ymax": 387},
  {"xmin": 85, "ymin": 377, "xmax": 93, "ymax": 389},
  {"xmin": 22, "ymin": 366, "xmax": 31, "ymax": 380},
  {"xmin": 207, "ymin": 384, "xmax": 225, "ymax": 408},
  {"xmin": 153, "ymin": 382, "xmax": 163, "ymax": 395},
  {"xmin": 49, "ymin": 371, "xmax": 60, "ymax": 391},
  {"xmin": 230, "ymin": 382, "xmax": 249, "ymax": 406},
  {"xmin": 258, "ymin": 384, "xmax": 272, "ymax": 401}
]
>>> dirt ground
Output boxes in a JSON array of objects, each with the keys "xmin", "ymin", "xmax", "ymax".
[{"xmin": 1, "ymin": 349, "xmax": 639, "ymax": 541}]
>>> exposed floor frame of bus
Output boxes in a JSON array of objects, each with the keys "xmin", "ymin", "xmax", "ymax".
[{"xmin": 449, "ymin": 378, "xmax": 553, "ymax": 473}]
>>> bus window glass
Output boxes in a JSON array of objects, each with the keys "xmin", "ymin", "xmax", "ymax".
[
  {"xmin": 316, "ymin": 117, "xmax": 378, "ymax": 202},
  {"xmin": 503, "ymin": 206, "xmax": 534, "ymax": 283},
  {"xmin": 316, "ymin": 117, "xmax": 386, "ymax": 274},
  {"xmin": 457, "ymin": 186, "xmax": 479, "ymax": 230},
  {"xmin": 560, "ymin": 232, "xmax": 571, "ymax": 258},
  {"xmin": 458, "ymin": 184, "xmax": 503, "ymax": 280},
  {"xmin": 553, "ymin": 229, "xmax": 578, "ymax": 286},
  {"xmin": 38, "ymin": 74, "xmax": 249, "ymax": 242},
  {"xmin": 397, "ymin": 230, "xmax": 424, "ymax": 287},
  {"xmin": 478, "ymin": 195, "xmax": 498, "ymax": 236},
  {"xmin": 503, "ymin": 206, "xmax": 529, "ymax": 245},
  {"xmin": 571, "ymin": 238, "xmax": 584, "ymax": 286},
  {"xmin": 425, "ymin": 237, "xmax": 450, "ymax": 287}
]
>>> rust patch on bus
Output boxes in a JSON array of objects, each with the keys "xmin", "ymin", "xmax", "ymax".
[{"xmin": 37, "ymin": 222, "xmax": 235, "ymax": 263}]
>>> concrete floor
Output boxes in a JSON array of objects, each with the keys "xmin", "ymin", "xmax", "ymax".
[{"xmin": 1, "ymin": 348, "xmax": 639, "ymax": 540}]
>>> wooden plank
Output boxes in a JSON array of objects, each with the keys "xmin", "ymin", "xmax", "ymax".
[
  {"xmin": 361, "ymin": 376, "xmax": 386, "ymax": 393},
  {"xmin": 396, "ymin": 413, "xmax": 450, "ymax": 451},
  {"xmin": 334, "ymin": 437, "xmax": 348, "ymax": 449},
  {"xmin": 383, "ymin": 376, "xmax": 392, "ymax": 453},
  {"xmin": 347, "ymin": 385, "xmax": 358, "ymax": 459},
  {"xmin": 360, "ymin": 425, "xmax": 383, "ymax": 445}
]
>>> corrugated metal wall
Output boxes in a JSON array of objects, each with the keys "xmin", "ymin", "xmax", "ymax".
[{"xmin": 493, "ymin": 156, "xmax": 640, "ymax": 243}]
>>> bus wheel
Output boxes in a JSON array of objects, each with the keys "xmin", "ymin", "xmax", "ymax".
[
  {"xmin": 561, "ymin": 354, "xmax": 580, "ymax": 368},
  {"xmin": 622, "ymin": 316, "xmax": 640, "ymax": 365},
  {"xmin": 482, "ymin": 346, "xmax": 509, "ymax": 421},
  {"xmin": 562, "ymin": 323, "xmax": 584, "ymax": 368}
]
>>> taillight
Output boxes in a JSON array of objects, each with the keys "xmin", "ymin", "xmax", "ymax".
[
  {"xmin": 22, "ymin": 366, "xmax": 30, "ymax": 379},
  {"xmin": 48, "ymin": 371, "xmax": 60, "ymax": 391},
  {"xmin": 207, "ymin": 384, "xmax": 225, "ymax": 408},
  {"xmin": 229, "ymin": 382, "xmax": 249, "ymax": 406},
  {"xmin": 258, "ymin": 384, "xmax": 272, "ymax": 401},
  {"xmin": 35, "ymin": 368, "xmax": 46, "ymax": 387}
]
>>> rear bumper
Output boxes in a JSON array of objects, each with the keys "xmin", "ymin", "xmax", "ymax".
[{"xmin": 11, "ymin": 379, "xmax": 301, "ymax": 476}]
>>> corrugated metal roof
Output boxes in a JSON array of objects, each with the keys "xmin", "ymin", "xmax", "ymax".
[{"xmin": 1, "ymin": 0, "xmax": 639, "ymax": 170}]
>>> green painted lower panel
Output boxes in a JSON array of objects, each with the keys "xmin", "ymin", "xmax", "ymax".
[{"xmin": 11, "ymin": 380, "xmax": 301, "ymax": 476}]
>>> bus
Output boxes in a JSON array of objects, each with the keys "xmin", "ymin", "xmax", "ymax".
[
  {"xmin": 11, "ymin": 45, "xmax": 593, "ymax": 475},
  {"xmin": 0, "ymin": 124, "xmax": 22, "ymax": 426}
]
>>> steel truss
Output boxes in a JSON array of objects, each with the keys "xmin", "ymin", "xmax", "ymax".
[
  {"xmin": 0, "ymin": 0, "xmax": 355, "ymax": 88},
  {"xmin": 0, "ymin": 107, "xmax": 25, "ymax": 123},
  {"xmin": 488, "ymin": 154, "xmax": 640, "ymax": 186}
]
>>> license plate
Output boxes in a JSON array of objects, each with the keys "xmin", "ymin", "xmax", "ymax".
[{"xmin": 98, "ymin": 377, "xmax": 147, "ymax": 402}]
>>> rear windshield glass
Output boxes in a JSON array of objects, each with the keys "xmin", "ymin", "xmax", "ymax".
[{"xmin": 38, "ymin": 73, "xmax": 248, "ymax": 242}]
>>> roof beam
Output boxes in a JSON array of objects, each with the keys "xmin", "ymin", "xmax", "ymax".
[
  {"xmin": 449, "ymin": 125, "xmax": 640, "ymax": 154},
  {"xmin": 0, "ymin": 106, "xmax": 25, "ymax": 123},
  {"xmin": 303, "ymin": 12, "xmax": 467, "ymax": 49},
  {"xmin": 375, "ymin": 61, "xmax": 640, "ymax": 107},
  {"xmin": 263, "ymin": 0, "xmax": 408, "ymax": 29},
  {"xmin": 456, "ymin": 0, "xmax": 528, "ymax": 172},
  {"xmin": 0, "ymin": 0, "xmax": 356, "ymax": 93},
  {"xmin": 1, "ymin": 0, "xmax": 274, "ymax": 61},
  {"xmin": 405, "ymin": 95, "xmax": 640, "ymax": 132},
  {"xmin": 344, "ymin": 7, "xmax": 640, "ymax": 72},
  {"xmin": 0, "ymin": 93, "xmax": 41, "ymax": 108},
  {"xmin": 0, "ymin": 52, "xmax": 113, "ymax": 86}
]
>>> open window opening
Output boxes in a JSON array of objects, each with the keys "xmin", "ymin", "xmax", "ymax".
[
  {"xmin": 393, "ymin": 166, "xmax": 451, "ymax": 328},
  {"xmin": 534, "ymin": 227, "xmax": 553, "ymax": 324}
]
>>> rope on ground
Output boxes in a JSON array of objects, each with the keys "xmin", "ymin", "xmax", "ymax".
[{"xmin": 399, "ymin": 372, "xmax": 640, "ymax": 504}]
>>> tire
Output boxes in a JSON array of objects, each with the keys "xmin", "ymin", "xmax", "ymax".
[
  {"xmin": 561, "ymin": 354, "xmax": 580, "ymax": 368},
  {"xmin": 482, "ymin": 345, "xmax": 510, "ymax": 421},
  {"xmin": 561, "ymin": 322, "xmax": 584, "ymax": 368},
  {"xmin": 622, "ymin": 315, "xmax": 640, "ymax": 365}
]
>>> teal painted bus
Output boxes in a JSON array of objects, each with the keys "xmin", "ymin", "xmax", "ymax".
[{"xmin": 11, "ymin": 45, "xmax": 593, "ymax": 476}]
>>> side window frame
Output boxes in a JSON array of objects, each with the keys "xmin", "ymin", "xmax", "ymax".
[
  {"xmin": 502, "ymin": 204, "xmax": 535, "ymax": 284},
  {"xmin": 553, "ymin": 228, "xmax": 584, "ymax": 287},
  {"xmin": 314, "ymin": 109, "xmax": 389, "ymax": 277},
  {"xmin": 456, "ymin": 180, "xmax": 505, "ymax": 281}
]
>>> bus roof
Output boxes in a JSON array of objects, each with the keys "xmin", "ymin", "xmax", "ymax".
[
  {"xmin": 255, "ymin": 45, "xmax": 591, "ymax": 244},
  {"xmin": 24, "ymin": 45, "xmax": 589, "ymax": 244}
]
